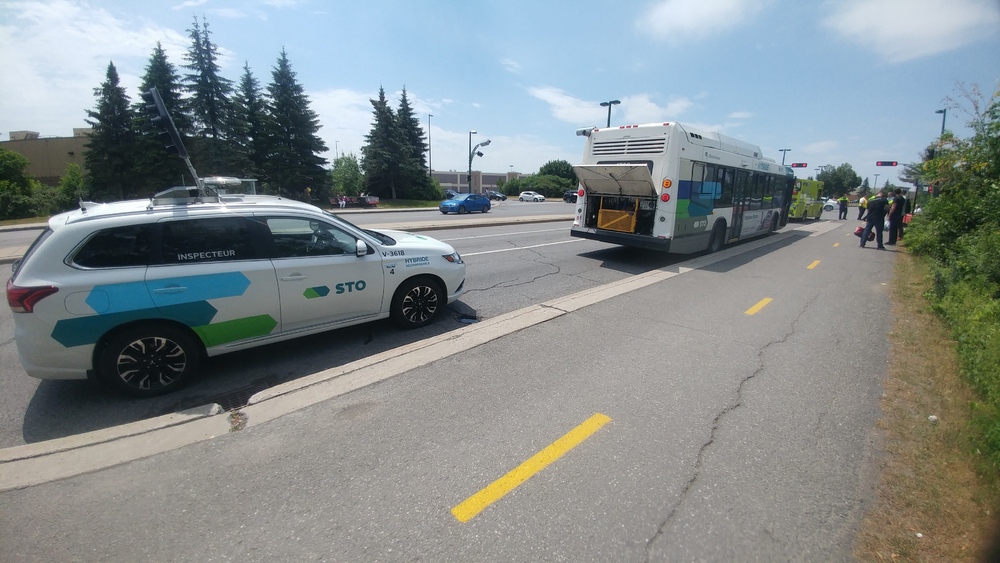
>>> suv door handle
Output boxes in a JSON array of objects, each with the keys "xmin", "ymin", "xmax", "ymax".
[
  {"xmin": 152, "ymin": 286, "xmax": 187, "ymax": 294},
  {"xmin": 280, "ymin": 273, "xmax": 307, "ymax": 281}
]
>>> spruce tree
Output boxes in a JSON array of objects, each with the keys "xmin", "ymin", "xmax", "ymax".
[
  {"xmin": 84, "ymin": 61, "xmax": 136, "ymax": 201},
  {"xmin": 230, "ymin": 62, "xmax": 270, "ymax": 182},
  {"xmin": 362, "ymin": 87, "xmax": 405, "ymax": 200},
  {"xmin": 395, "ymin": 87, "xmax": 434, "ymax": 199},
  {"xmin": 263, "ymin": 48, "xmax": 328, "ymax": 200},
  {"xmin": 183, "ymin": 16, "xmax": 234, "ymax": 175},
  {"xmin": 133, "ymin": 42, "xmax": 192, "ymax": 194}
]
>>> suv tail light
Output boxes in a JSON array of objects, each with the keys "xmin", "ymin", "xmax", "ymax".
[{"xmin": 6, "ymin": 279, "xmax": 58, "ymax": 313}]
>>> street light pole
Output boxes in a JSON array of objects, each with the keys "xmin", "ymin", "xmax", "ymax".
[
  {"xmin": 467, "ymin": 130, "xmax": 476, "ymax": 193},
  {"xmin": 600, "ymin": 99, "xmax": 621, "ymax": 128},
  {"xmin": 779, "ymin": 148, "xmax": 790, "ymax": 166},
  {"xmin": 935, "ymin": 108, "xmax": 947, "ymax": 137},
  {"xmin": 467, "ymin": 134, "xmax": 491, "ymax": 194},
  {"xmin": 873, "ymin": 173, "xmax": 880, "ymax": 191},
  {"xmin": 427, "ymin": 114, "xmax": 433, "ymax": 177}
]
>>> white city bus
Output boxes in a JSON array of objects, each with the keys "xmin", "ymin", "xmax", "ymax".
[{"xmin": 570, "ymin": 122, "xmax": 796, "ymax": 254}]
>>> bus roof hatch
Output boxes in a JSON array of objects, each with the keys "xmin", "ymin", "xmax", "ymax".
[{"xmin": 573, "ymin": 164, "xmax": 656, "ymax": 198}]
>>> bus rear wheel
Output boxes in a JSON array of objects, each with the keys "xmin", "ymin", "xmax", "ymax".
[{"xmin": 708, "ymin": 222, "xmax": 726, "ymax": 253}]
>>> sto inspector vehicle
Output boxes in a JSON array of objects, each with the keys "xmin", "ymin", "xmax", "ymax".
[
  {"xmin": 439, "ymin": 193, "xmax": 491, "ymax": 214},
  {"xmin": 7, "ymin": 188, "xmax": 466, "ymax": 397}
]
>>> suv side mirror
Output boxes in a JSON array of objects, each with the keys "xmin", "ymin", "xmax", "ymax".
[{"xmin": 356, "ymin": 239, "xmax": 368, "ymax": 257}]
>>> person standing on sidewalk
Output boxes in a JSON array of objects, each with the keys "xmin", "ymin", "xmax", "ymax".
[
  {"xmin": 860, "ymin": 191, "xmax": 889, "ymax": 249},
  {"xmin": 887, "ymin": 188, "xmax": 906, "ymax": 245},
  {"xmin": 857, "ymin": 194, "xmax": 868, "ymax": 220}
]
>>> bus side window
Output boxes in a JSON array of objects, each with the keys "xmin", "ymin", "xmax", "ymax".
[
  {"xmin": 750, "ymin": 173, "xmax": 763, "ymax": 210},
  {"xmin": 763, "ymin": 175, "xmax": 775, "ymax": 208},
  {"xmin": 716, "ymin": 167, "xmax": 734, "ymax": 206}
]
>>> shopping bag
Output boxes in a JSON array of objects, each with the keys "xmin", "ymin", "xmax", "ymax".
[{"xmin": 903, "ymin": 213, "xmax": 913, "ymax": 224}]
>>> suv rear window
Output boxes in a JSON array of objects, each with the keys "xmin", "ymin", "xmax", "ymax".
[{"xmin": 73, "ymin": 225, "xmax": 155, "ymax": 268}]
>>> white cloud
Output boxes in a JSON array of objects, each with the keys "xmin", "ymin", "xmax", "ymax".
[
  {"xmin": 823, "ymin": 0, "xmax": 1000, "ymax": 63},
  {"xmin": 638, "ymin": 0, "xmax": 770, "ymax": 41},
  {"xmin": 500, "ymin": 58, "xmax": 521, "ymax": 74},
  {"xmin": 308, "ymin": 88, "xmax": 374, "ymax": 160},
  {"xmin": 172, "ymin": 0, "xmax": 207, "ymax": 10},
  {"xmin": 210, "ymin": 8, "xmax": 249, "ymax": 19},
  {"xmin": 728, "ymin": 111, "xmax": 753, "ymax": 119},
  {"xmin": 0, "ymin": 1, "xmax": 189, "ymax": 137},
  {"xmin": 527, "ymin": 87, "xmax": 694, "ymax": 126}
]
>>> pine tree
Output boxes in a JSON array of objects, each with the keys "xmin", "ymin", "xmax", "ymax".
[
  {"xmin": 133, "ymin": 42, "xmax": 192, "ymax": 194},
  {"xmin": 230, "ymin": 62, "xmax": 270, "ymax": 181},
  {"xmin": 84, "ymin": 61, "xmax": 136, "ymax": 201},
  {"xmin": 362, "ymin": 87, "xmax": 405, "ymax": 200},
  {"xmin": 263, "ymin": 48, "xmax": 328, "ymax": 200},
  {"xmin": 183, "ymin": 16, "xmax": 234, "ymax": 175},
  {"xmin": 395, "ymin": 87, "xmax": 435, "ymax": 199}
]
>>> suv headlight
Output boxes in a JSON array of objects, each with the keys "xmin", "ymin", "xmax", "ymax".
[{"xmin": 443, "ymin": 252, "xmax": 463, "ymax": 264}]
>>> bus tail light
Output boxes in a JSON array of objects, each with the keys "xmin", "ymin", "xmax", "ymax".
[
  {"xmin": 577, "ymin": 188, "xmax": 584, "ymax": 197},
  {"xmin": 661, "ymin": 193, "xmax": 670, "ymax": 202}
]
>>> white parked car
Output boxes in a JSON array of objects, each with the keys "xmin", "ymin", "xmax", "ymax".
[
  {"xmin": 7, "ymin": 188, "xmax": 466, "ymax": 396},
  {"xmin": 823, "ymin": 198, "xmax": 837, "ymax": 211},
  {"xmin": 518, "ymin": 191, "xmax": 545, "ymax": 202}
]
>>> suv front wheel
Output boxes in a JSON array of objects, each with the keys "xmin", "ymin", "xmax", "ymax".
[
  {"xmin": 390, "ymin": 277, "xmax": 444, "ymax": 329},
  {"xmin": 98, "ymin": 323, "xmax": 202, "ymax": 397}
]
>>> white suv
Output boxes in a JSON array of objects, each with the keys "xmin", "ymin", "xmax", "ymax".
[{"xmin": 7, "ymin": 190, "xmax": 466, "ymax": 397}]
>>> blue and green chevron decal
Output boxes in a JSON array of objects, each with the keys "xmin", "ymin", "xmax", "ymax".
[{"xmin": 51, "ymin": 272, "xmax": 277, "ymax": 348}]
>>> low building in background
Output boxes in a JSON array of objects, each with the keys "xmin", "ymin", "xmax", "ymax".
[
  {"xmin": 1, "ymin": 129, "xmax": 91, "ymax": 186},
  {"xmin": 432, "ymin": 170, "xmax": 519, "ymax": 195}
]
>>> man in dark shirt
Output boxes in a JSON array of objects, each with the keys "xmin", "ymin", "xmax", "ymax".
[
  {"xmin": 860, "ymin": 191, "xmax": 889, "ymax": 249},
  {"xmin": 887, "ymin": 188, "xmax": 906, "ymax": 245}
]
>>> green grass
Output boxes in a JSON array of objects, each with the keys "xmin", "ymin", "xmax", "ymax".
[{"xmin": 0, "ymin": 216, "xmax": 49, "ymax": 227}]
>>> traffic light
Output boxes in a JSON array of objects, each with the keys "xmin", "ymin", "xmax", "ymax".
[
  {"xmin": 876, "ymin": 161, "xmax": 898, "ymax": 166},
  {"xmin": 790, "ymin": 162, "xmax": 808, "ymax": 168},
  {"xmin": 140, "ymin": 87, "xmax": 189, "ymax": 159}
]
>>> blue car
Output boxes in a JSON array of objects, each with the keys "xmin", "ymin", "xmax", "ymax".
[{"xmin": 440, "ymin": 193, "xmax": 491, "ymax": 214}]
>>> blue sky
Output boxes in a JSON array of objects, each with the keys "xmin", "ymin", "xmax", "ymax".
[{"xmin": 1, "ymin": 0, "xmax": 998, "ymax": 189}]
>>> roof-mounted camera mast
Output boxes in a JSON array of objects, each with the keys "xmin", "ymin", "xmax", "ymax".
[{"xmin": 140, "ymin": 86, "xmax": 213, "ymax": 198}]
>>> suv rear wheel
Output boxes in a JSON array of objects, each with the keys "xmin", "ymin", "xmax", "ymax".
[{"xmin": 98, "ymin": 323, "xmax": 202, "ymax": 397}]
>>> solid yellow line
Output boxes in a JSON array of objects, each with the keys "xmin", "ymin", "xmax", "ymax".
[
  {"xmin": 745, "ymin": 297, "xmax": 772, "ymax": 315},
  {"xmin": 807, "ymin": 260, "xmax": 821, "ymax": 269},
  {"xmin": 451, "ymin": 413, "xmax": 612, "ymax": 523}
]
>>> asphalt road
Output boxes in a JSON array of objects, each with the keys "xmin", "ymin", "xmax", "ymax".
[{"xmin": 0, "ymin": 212, "xmax": 896, "ymax": 560}]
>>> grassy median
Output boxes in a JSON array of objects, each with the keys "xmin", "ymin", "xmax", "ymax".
[{"xmin": 854, "ymin": 248, "xmax": 1000, "ymax": 561}]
